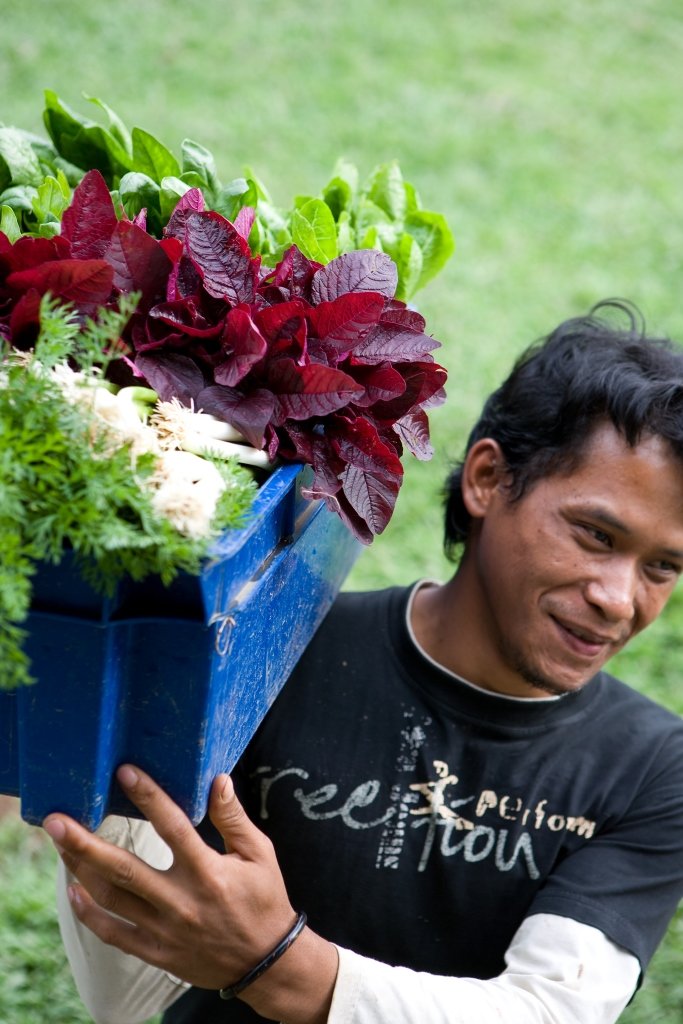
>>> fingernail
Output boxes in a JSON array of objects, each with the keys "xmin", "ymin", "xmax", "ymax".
[
  {"xmin": 68, "ymin": 884, "xmax": 83, "ymax": 907},
  {"xmin": 44, "ymin": 818, "xmax": 66, "ymax": 844},
  {"xmin": 117, "ymin": 765, "xmax": 139, "ymax": 789},
  {"xmin": 220, "ymin": 775, "xmax": 234, "ymax": 801}
]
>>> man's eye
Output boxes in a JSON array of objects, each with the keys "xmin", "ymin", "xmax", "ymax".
[
  {"xmin": 651, "ymin": 560, "xmax": 682, "ymax": 577},
  {"xmin": 581, "ymin": 524, "xmax": 611, "ymax": 546}
]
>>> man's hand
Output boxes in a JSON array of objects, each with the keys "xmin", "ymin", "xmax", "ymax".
[{"xmin": 44, "ymin": 766, "xmax": 338, "ymax": 1023}]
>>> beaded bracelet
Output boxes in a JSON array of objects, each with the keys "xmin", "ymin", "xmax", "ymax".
[{"xmin": 219, "ymin": 911, "xmax": 308, "ymax": 1001}]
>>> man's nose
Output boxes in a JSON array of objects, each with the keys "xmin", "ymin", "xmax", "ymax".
[{"xmin": 584, "ymin": 561, "xmax": 638, "ymax": 622}]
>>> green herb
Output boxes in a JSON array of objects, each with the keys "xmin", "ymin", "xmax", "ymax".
[{"xmin": 0, "ymin": 296, "xmax": 256, "ymax": 689}]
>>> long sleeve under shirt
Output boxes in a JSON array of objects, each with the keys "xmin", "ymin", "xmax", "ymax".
[{"xmin": 57, "ymin": 828, "xmax": 639, "ymax": 1024}]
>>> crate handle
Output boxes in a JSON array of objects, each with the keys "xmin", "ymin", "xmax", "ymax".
[{"xmin": 211, "ymin": 613, "xmax": 236, "ymax": 657}]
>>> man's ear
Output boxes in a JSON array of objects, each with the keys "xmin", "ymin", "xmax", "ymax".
[{"xmin": 461, "ymin": 439, "xmax": 508, "ymax": 519}]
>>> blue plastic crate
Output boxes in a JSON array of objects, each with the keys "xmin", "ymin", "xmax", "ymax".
[{"xmin": 0, "ymin": 464, "xmax": 360, "ymax": 828}]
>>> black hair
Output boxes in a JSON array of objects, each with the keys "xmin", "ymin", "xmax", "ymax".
[{"xmin": 444, "ymin": 300, "xmax": 683, "ymax": 559}]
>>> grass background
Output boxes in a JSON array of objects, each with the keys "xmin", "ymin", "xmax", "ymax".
[{"xmin": 2, "ymin": 0, "xmax": 683, "ymax": 1019}]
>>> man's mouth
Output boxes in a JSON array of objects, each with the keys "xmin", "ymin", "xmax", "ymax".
[{"xmin": 552, "ymin": 617, "xmax": 619, "ymax": 657}]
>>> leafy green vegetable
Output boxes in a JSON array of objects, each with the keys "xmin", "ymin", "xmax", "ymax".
[
  {"xmin": 212, "ymin": 176, "xmax": 259, "ymax": 222},
  {"xmin": 0, "ymin": 126, "xmax": 44, "ymax": 191},
  {"xmin": 42, "ymin": 89, "xmax": 134, "ymax": 181},
  {"xmin": 131, "ymin": 126, "xmax": 181, "ymax": 180},
  {"xmin": 117, "ymin": 170, "xmax": 163, "ymax": 232},
  {"xmin": 159, "ymin": 174, "xmax": 194, "ymax": 220},
  {"xmin": 181, "ymin": 138, "xmax": 221, "ymax": 194},
  {"xmin": 0, "ymin": 123, "xmax": 76, "ymax": 237},
  {"xmin": 30, "ymin": 91, "xmax": 455, "ymax": 299},
  {"xmin": 0, "ymin": 205, "xmax": 21, "ymax": 242},
  {"xmin": 367, "ymin": 160, "xmax": 407, "ymax": 222},
  {"xmin": 29, "ymin": 171, "xmax": 72, "ymax": 236},
  {"xmin": 291, "ymin": 198, "xmax": 339, "ymax": 262},
  {"xmin": 0, "ymin": 295, "xmax": 256, "ymax": 690},
  {"xmin": 253, "ymin": 157, "xmax": 454, "ymax": 300}
]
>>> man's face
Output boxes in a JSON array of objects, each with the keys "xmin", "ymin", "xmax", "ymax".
[{"xmin": 463, "ymin": 422, "xmax": 683, "ymax": 697}]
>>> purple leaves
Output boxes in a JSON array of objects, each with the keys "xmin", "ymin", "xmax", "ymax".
[
  {"xmin": 308, "ymin": 292, "xmax": 386, "ymax": 353},
  {"xmin": 214, "ymin": 307, "xmax": 267, "ymax": 387},
  {"xmin": 0, "ymin": 170, "xmax": 447, "ymax": 542},
  {"xmin": 106, "ymin": 221, "xmax": 172, "ymax": 307},
  {"xmin": 310, "ymin": 249, "xmax": 398, "ymax": 302},
  {"xmin": 60, "ymin": 169, "xmax": 119, "ymax": 260},
  {"xmin": 184, "ymin": 212, "xmax": 260, "ymax": 304},
  {"xmin": 7, "ymin": 259, "xmax": 114, "ymax": 311},
  {"xmin": 267, "ymin": 361, "xmax": 365, "ymax": 422},
  {"xmin": 197, "ymin": 385, "xmax": 275, "ymax": 448},
  {"xmin": 123, "ymin": 232, "xmax": 446, "ymax": 540}
]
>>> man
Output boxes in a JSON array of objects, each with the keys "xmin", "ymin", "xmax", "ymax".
[{"xmin": 46, "ymin": 301, "xmax": 683, "ymax": 1024}]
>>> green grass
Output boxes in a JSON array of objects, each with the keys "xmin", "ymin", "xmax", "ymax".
[
  {"xmin": 2, "ymin": 0, "xmax": 683, "ymax": 1018},
  {"xmin": 620, "ymin": 909, "xmax": 683, "ymax": 1023},
  {"xmin": 0, "ymin": 816, "xmax": 97, "ymax": 1023},
  {"xmin": 605, "ymin": 584, "xmax": 683, "ymax": 1022},
  {"xmin": 0, "ymin": 815, "xmax": 162, "ymax": 1022}
]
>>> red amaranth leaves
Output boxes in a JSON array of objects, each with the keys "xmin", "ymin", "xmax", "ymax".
[
  {"xmin": 60, "ymin": 168, "xmax": 118, "ymax": 260},
  {"xmin": 0, "ymin": 170, "xmax": 447, "ymax": 542},
  {"xmin": 183, "ymin": 211, "xmax": 261, "ymax": 305}
]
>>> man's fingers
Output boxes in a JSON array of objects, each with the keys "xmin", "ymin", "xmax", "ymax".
[
  {"xmin": 209, "ymin": 775, "xmax": 274, "ymax": 861},
  {"xmin": 67, "ymin": 882, "xmax": 169, "ymax": 966},
  {"xmin": 64, "ymin": 856, "xmax": 160, "ymax": 930},
  {"xmin": 44, "ymin": 813, "xmax": 169, "ymax": 908},
  {"xmin": 46, "ymin": 771, "xmax": 299, "ymax": 994},
  {"xmin": 114, "ymin": 764, "xmax": 205, "ymax": 864}
]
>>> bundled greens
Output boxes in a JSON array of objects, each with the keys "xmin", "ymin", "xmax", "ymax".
[
  {"xmin": 1, "ymin": 172, "xmax": 447, "ymax": 544},
  {"xmin": 0, "ymin": 94, "xmax": 454, "ymax": 686}
]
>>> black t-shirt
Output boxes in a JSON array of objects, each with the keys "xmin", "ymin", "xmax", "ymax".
[{"xmin": 164, "ymin": 585, "xmax": 683, "ymax": 1023}]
